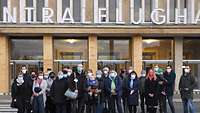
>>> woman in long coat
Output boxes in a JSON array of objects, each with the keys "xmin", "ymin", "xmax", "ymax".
[
  {"xmin": 126, "ymin": 71, "xmax": 139, "ymax": 113},
  {"xmin": 145, "ymin": 69, "xmax": 159, "ymax": 113}
]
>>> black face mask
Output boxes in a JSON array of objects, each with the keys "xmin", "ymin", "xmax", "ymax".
[
  {"xmin": 31, "ymin": 74, "xmax": 35, "ymax": 79},
  {"xmin": 50, "ymin": 75, "xmax": 55, "ymax": 79},
  {"xmin": 63, "ymin": 70, "xmax": 68, "ymax": 74}
]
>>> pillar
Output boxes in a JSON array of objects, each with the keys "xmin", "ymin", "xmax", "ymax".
[
  {"xmin": 88, "ymin": 35, "xmax": 97, "ymax": 74},
  {"xmin": 0, "ymin": 34, "xmax": 9, "ymax": 93},
  {"xmin": 174, "ymin": 37, "xmax": 183, "ymax": 91},
  {"xmin": 43, "ymin": 34, "xmax": 54, "ymax": 72},
  {"xmin": 131, "ymin": 35, "xmax": 143, "ymax": 76},
  {"xmin": 86, "ymin": 0, "xmax": 93, "ymax": 22}
]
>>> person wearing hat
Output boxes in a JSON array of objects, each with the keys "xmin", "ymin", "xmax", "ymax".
[
  {"xmin": 154, "ymin": 65, "xmax": 167, "ymax": 113},
  {"xmin": 104, "ymin": 70, "xmax": 123, "ymax": 113}
]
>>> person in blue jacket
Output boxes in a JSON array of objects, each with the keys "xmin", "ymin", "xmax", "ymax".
[
  {"xmin": 104, "ymin": 70, "xmax": 123, "ymax": 113},
  {"xmin": 126, "ymin": 71, "xmax": 139, "ymax": 113}
]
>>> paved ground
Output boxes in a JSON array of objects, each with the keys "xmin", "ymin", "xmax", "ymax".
[{"xmin": 0, "ymin": 95, "xmax": 199, "ymax": 113}]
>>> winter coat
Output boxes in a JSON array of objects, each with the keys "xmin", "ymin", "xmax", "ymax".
[
  {"xmin": 145, "ymin": 78, "xmax": 159, "ymax": 106},
  {"xmin": 23, "ymin": 73, "xmax": 33, "ymax": 100},
  {"xmin": 68, "ymin": 72, "xmax": 87, "ymax": 99},
  {"xmin": 163, "ymin": 71, "xmax": 176, "ymax": 97},
  {"xmin": 138, "ymin": 76, "xmax": 146, "ymax": 95},
  {"xmin": 50, "ymin": 77, "xmax": 68, "ymax": 104},
  {"xmin": 104, "ymin": 76, "xmax": 122, "ymax": 97},
  {"xmin": 126, "ymin": 78, "xmax": 139, "ymax": 106},
  {"xmin": 156, "ymin": 74, "xmax": 167, "ymax": 96},
  {"xmin": 179, "ymin": 74, "xmax": 196, "ymax": 99},
  {"xmin": 11, "ymin": 78, "xmax": 26, "ymax": 109}
]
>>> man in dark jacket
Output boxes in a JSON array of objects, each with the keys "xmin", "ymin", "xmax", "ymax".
[
  {"xmin": 179, "ymin": 65, "xmax": 196, "ymax": 113},
  {"xmin": 50, "ymin": 71, "xmax": 68, "ymax": 113},
  {"xmin": 138, "ymin": 70, "xmax": 146, "ymax": 113},
  {"xmin": 75, "ymin": 64, "xmax": 87, "ymax": 113},
  {"xmin": 21, "ymin": 66, "xmax": 33, "ymax": 113},
  {"xmin": 163, "ymin": 65, "xmax": 176, "ymax": 113},
  {"xmin": 104, "ymin": 70, "xmax": 123, "ymax": 113},
  {"xmin": 154, "ymin": 66, "xmax": 167, "ymax": 113}
]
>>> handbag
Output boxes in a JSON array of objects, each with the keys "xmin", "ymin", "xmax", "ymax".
[{"xmin": 64, "ymin": 89, "xmax": 78, "ymax": 99}]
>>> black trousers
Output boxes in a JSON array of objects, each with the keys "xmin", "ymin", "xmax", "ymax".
[
  {"xmin": 140, "ymin": 93, "xmax": 145, "ymax": 113},
  {"xmin": 147, "ymin": 105, "xmax": 157, "ymax": 113},
  {"xmin": 158, "ymin": 95, "xmax": 167, "ymax": 113},
  {"xmin": 128, "ymin": 105, "xmax": 137, "ymax": 113}
]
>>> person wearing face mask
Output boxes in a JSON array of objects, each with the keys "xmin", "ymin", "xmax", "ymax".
[
  {"xmin": 163, "ymin": 65, "xmax": 176, "ymax": 113},
  {"xmin": 119, "ymin": 68, "xmax": 128, "ymax": 113},
  {"xmin": 154, "ymin": 66, "xmax": 167, "ymax": 113},
  {"xmin": 32, "ymin": 71, "xmax": 47, "ymax": 113},
  {"xmin": 179, "ymin": 66, "xmax": 196, "ymax": 113},
  {"xmin": 145, "ymin": 69, "xmax": 159, "ymax": 113},
  {"xmin": 46, "ymin": 72, "xmax": 56, "ymax": 113},
  {"xmin": 85, "ymin": 69, "xmax": 99, "ymax": 113},
  {"xmin": 126, "ymin": 71, "xmax": 139, "ymax": 113},
  {"xmin": 62, "ymin": 66, "xmax": 72, "ymax": 113},
  {"xmin": 104, "ymin": 70, "xmax": 123, "ymax": 113},
  {"xmin": 20, "ymin": 66, "xmax": 33, "ymax": 113},
  {"xmin": 74, "ymin": 64, "xmax": 87, "ymax": 113},
  {"xmin": 95, "ymin": 70, "xmax": 105, "ymax": 113},
  {"xmin": 31, "ymin": 72, "xmax": 37, "ymax": 81},
  {"xmin": 11, "ymin": 73, "xmax": 26, "ymax": 113},
  {"xmin": 138, "ymin": 70, "xmax": 146, "ymax": 113},
  {"xmin": 50, "ymin": 71, "xmax": 68, "ymax": 113}
]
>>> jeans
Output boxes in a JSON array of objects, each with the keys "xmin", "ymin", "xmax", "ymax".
[
  {"xmin": 182, "ymin": 98, "xmax": 195, "ymax": 113},
  {"xmin": 166, "ymin": 96, "xmax": 175, "ymax": 113},
  {"xmin": 32, "ymin": 95, "xmax": 45, "ymax": 113}
]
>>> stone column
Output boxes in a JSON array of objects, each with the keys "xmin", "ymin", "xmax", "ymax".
[
  {"xmin": 131, "ymin": 35, "xmax": 143, "ymax": 76},
  {"xmin": 43, "ymin": 34, "xmax": 54, "ymax": 72},
  {"xmin": 0, "ymin": 34, "xmax": 9, "ymax": 93},
  {"xmin": 174, "ymin": 37, "xmax": 183, "ymax": 91},
  {"xmin": 88, "ymin": 35, "xmax": 98, "ymax": 74}
]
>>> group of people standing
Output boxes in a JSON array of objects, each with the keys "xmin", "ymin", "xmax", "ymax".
[{"xmin": 11, "ymin": 64, "xmax": 197, "ymax": 113}]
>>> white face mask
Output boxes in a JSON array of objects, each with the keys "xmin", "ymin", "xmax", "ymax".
[
  {"xmin": 104, "ymin": 70, "xmax": 109, "ymax": 74},
  {"xmin": 184, "ymin": 69, "xmax": 190, "ymax": 73},
  {"xmin": 131, "ymin": 74, "xmax": 136, "ymax": 79},
  {"xmin": 88, "ymin": 73, "xmax": 93, "ymax": 78},
  {"xmin": 167, "ymin": 69, "xmax": 172, "ymax": 73},
  {"xmin": 67, "ymin": 72, "xmax": 72, "ymax": 76},
  {"xmin": 110, "ymin": 72, "xmax": 117, "ymax": 78},
  {"xmin": 38, "ymin": 76, "xmax": 43, "ymax": 80},
  {"xmin": 141, "ymin": 74, "xmax": 146, "ymax": 77},
  {"xmin": 63, "ymin": 74, "xmax": 68, "ymax": 78},
  {"xmin": 96, "ymin": 74, "xmax": 102, "ymax": 79},
  {"xmin": 22, "ymin": 70, "xmax": 27, "ymax": 74}
]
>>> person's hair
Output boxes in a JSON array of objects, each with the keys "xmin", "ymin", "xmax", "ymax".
[
  {"xmin": 147, "ymin": 69, "xmax": 157, "ymax": 81},
  {"xmin": 166, "ymin": 65, "xmax": 172, "ymax": 68},
  {"xmin": 129, "ymin": 71, "xmax": 138, "ymax": 78},
  {"xmin": 87, "ymin": 69, "xmax": 93, "ymax": 73},
  {"xmin": 38, "ymin": 71, "xmax": 44, "ymax": 76},
  {"xmin": 49, "ymin": 72, "xmax": 56, "ymax": 76},
  {"xmin": 63, "ymin": 66, "xmax": 70, "ymax": 69},
  {"xmin": 21, "ymin": 65, "xmax": 26, "ymax": 69}
]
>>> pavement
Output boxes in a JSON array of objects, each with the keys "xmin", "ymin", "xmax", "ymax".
[{"xmin": 0, "ymin": 95, "xmax": 199, "ymax": 113}]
